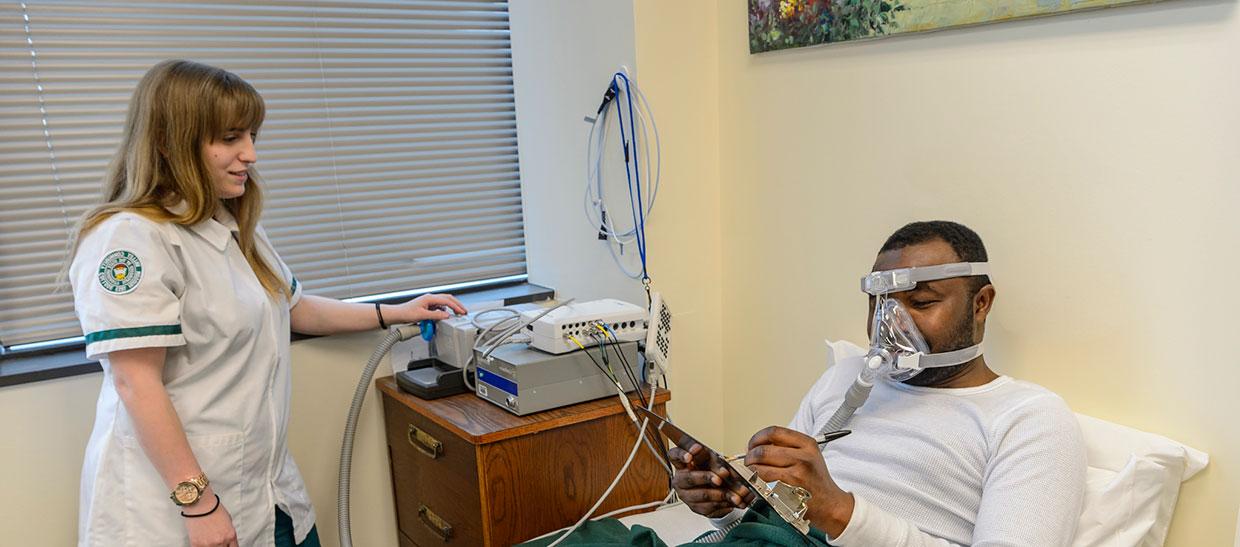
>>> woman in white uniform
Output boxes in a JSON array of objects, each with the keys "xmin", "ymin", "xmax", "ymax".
[{"xmin": 68, "ymin": 60, "xmax": 467, "ymax": 547}]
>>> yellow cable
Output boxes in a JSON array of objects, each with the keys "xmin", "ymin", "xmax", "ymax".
[
  {"xmin": 591, "ymin": 324, "xmax": 618, "ymax": 377},
  {"xmin": 567, "ymin": 334, "xmax": 586, "ymax": 350},
  {"xmin": 571, "ymin": 332, "xmax": 618, "ymax": 380}
]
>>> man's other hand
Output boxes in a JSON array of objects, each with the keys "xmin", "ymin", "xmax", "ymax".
[{"xmin": 669, "ymin": 443, "xmax": 753, "ymax": 518}]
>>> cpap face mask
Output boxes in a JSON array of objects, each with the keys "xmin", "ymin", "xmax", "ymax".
[
  {"xmin": 819, "ymin": 261, "xmax": 991, "ymax": 435},
  {"xmin": 861, "ymin": 262, "xmax": 989, "ymax": 382},
  {"xmin": 867, "ymin": 297, "xmax": 984, "ymax": 382}
]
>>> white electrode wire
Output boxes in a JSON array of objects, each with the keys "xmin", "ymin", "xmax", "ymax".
[
  {"xmin": 545, "ymin": 416, "xmax": 651, "ymax": 547},
  {"xmin": 476, "ymin": 316, "xmax": 526, "ymax": 349},
  {"xmin": 478, "ymin": 299, "xmax": 576, "ymax": 359},
  {"xmin": 620, "ymin": 64, "xmax": 662, "ymax": 215},
  {"xmin": 605, "ymin": 237, "xmax": 644, "ymax": 279},
  {"xmin": 595, "ymin": 491, "xmax": 676, "ymax": 520},
  {"xmin": 585, "ymin": 110, "xmax": 639, "ymax": 245},
  {"xmin": 585, "ymin": 103, "xmax": 625, "ymax": 240},
  {"xmin": 528, "ymin": 492, "xmax": 677, "ymax": 544},
  {"xmin": 638, "ymin": 382, "xmax": 673, "ymax": 478},
  {"xmin": 475, "ymin": 310, "xmax": 536, "ymax": 355},
  {"xmin": 472, "ymin": 308, "xmax": 521, "ymax": 331},
  {"xmin": 588, "ymin": 122, "xmax": 646, "ymax": 284},
  {"xmin": 461, "ymin": 306, "xmax": 533, "ymax": 391},
  {"xmin": 531, "ymin": 384, "xmax": 673, "ymax": 546},
  {"xmin": 584, "ymin": 70, "xmax": 661, "ymax": 279},
  {"xmin": 630, "ymin": 76, "xmax": 661, "ymax": 214},
  {"xmin": 584, "ymin": 80, "xmax": 661, "ymax": 240}
]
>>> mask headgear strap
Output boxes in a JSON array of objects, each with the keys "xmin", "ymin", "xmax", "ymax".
[
  {"xmin": 895, "ymin": 342, "xmax": 985, "ymax": 370},
  {"xmin": 862, "ymin": 262, "xmax": 990, "ymax": 296}
]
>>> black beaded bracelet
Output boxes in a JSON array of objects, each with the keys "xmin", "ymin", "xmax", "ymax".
[
  {"xmin": 181, "ymin": 494, "xmax": 221, "ymax": 518},
  {"xmin": 375, "ymin": 302, "xmax": 388, "ymax": 330}
]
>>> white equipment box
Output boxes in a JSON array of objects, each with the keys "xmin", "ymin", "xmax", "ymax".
[
  {"xmin": 389, "ymin": 303, "xmax": 544, "ymax": 374},
  {"xmin": 523, "ymin": 298, "xmax": 647, "ymax": 354}
]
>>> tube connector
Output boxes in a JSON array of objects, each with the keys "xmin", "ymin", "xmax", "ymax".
[{"xmin": 393, "ymin": 323, "xmax": 422, "ymax": 342}]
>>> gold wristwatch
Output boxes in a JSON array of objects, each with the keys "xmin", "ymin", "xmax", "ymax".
[{"xmin": 170, "ymin": 472, "xmax": 210, "ymax": 506}]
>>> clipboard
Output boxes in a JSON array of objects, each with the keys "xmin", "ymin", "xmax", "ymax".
[{"xmin": 636, "ymin": 407, "xmax": 832, "ymax": 536}]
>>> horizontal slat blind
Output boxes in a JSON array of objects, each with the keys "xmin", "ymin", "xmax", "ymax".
[{"xmin": 0, "ymin": 0, "xmax": 526, "ymax": 348}]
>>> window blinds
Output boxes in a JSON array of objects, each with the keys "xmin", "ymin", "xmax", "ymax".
[{"xmin": 0, "ymin": 0, "xmax": 526, "ymax": 349}]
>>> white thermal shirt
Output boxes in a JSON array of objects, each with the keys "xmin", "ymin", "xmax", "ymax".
[{"xmin": 787, "ymin": 340, "xmax": 1087, "ymax": 546}]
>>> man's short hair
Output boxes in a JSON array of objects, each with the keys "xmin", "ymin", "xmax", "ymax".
[{"xmin": 879, "ymin": 221, "xmax": 992, "ymax": 293}]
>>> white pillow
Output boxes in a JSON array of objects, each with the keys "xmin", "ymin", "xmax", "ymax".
[{"xmin": 1072, "ymin": 414, "xmax": 1208, "ymax": 547}]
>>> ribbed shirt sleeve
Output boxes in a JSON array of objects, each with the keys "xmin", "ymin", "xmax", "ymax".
[{"xmin": 832, "ymin": 495, "xmax": 957, "ymax": 546}]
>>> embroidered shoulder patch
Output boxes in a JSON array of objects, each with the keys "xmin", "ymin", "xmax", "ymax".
[{"xmin": 97, "ymin": 250, "xmax": 143, "ymax": 294}]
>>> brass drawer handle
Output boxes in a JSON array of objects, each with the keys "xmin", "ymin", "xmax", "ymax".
[
  {"xmin": 407, "ymin": 424, "xmax": 443, "ymax": 459},
  {"xmin": 418, "ymin": 504, "xmax": 453, "ymax": 541}
]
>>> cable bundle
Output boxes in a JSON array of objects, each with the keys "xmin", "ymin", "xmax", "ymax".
[{"xmin": 585, "ymin": 67, "xmax": 661, "ymax": 282}]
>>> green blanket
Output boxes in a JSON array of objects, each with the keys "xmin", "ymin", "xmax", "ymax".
[{"xmin": 519, "ymin": 501, "xmax": 832, "ymax": 547}]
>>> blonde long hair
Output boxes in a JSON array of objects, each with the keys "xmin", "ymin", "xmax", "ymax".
[{"xmin": 68, "ymin": 59, "xmax": 288, "ymax": 299}]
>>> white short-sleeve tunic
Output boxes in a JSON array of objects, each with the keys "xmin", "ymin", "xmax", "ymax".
[{"xmin": 70, "ymin": 205, "xmax": 313, "ymax": 546}]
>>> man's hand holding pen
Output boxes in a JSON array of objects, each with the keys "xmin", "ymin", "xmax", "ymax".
[{"xmin": 745, "ymin": 426, "xmax": 855, "ymax": 538}]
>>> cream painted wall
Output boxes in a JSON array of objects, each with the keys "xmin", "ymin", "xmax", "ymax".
[
  {"xmin": 514, "ymin": 0, "xmax": 726, "ymax": 445},
  {"xmin": 0, "ymin": 373, "xmax": 100, "ymax": 545},
  {"xmin": 630, "ymin": 2, "xmax": 725, "ymax": 446},
  {"xmin": 706, "ymin": 0, "xmax": 1238, "ymax": 545}
]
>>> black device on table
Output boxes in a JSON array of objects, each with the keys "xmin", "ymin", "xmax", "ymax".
[
  {"xmin": 394, "ymin": 318, "xmax": 471, "ymax": 399},
  {"xmin": 395, "ymin": 357, "xmax": 469, "ymax": 399}
]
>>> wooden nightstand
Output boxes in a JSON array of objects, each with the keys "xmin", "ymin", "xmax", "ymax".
[{"xmin": 376, "ymin": 377, "xmax": 671, "ymax": 546}]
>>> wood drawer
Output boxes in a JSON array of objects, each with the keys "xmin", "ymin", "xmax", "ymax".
[
  {"xmin": 481, "ymin": 403, "xmax": 670, "ymax": 544},
  {"xmin": 383, "ymin": 396, "xmax": 484, "ymax": 545},
  {"xmin": 378, "ymin": 378, "xmax": 672, "ymax": 547},
  {"xmin": 398, "ymin": 528, "xmax": 417, "ymax": 547}
]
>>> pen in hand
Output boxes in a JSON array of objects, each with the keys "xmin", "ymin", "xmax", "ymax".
[{"xmin": 816, "ymin": 430, "xmax": 851, "ymax": 446}]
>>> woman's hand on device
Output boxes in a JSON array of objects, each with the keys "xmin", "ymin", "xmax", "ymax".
[{"xmin": 393, "ymin": 293, "xmax": 468, "ymax": 323}]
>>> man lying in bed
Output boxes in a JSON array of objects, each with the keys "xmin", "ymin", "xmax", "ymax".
[{"xmin": 673, "ymin": 221, "xmax": 1087, "ymax": 546}]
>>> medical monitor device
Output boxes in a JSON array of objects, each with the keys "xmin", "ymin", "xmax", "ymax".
[
  {"xmin": 644, "ymin": 292, "xmax": 671, "ymax": 377},
  {"xmin": 521, "ymin": 298, "xmax": 647, "ymax": 355},
  {"xmin": 475, "ymin": 340, "xmax": 641, "ymax": 415}
]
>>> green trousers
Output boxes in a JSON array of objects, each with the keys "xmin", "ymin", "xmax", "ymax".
[{"xmin": 274, "ymin": 506, "xmax": 322, "ymax": 547}]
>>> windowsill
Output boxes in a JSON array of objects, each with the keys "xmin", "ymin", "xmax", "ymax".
[{"xmin": 0, "ymin": 281, "xmax": 554, "ymax": 388}]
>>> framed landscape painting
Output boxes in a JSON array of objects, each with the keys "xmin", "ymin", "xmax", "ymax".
[{"xmin": 750, "ymin": 0, "xmax": 1170, "ymax": 53}]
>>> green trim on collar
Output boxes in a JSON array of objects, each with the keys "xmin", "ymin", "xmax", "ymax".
[
  {"xmin": 84, "ymin": 324, "xmax": 183, "ymax": 344},
  {"xmin": 290, "ymin": 276, "xmax": 299, "ymax": 294}
]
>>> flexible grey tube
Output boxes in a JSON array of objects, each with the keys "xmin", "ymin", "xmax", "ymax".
[
  {"xmin": 819, "ymin": 379, "xmax": 872, "ymax": 435},
  {"xmin": 339, "ymin": 325, "xmax": 418, "ymax": 547},
  {"xmin": 818, "ymin": 356, "xmax": 881, "ymax": 436}
]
